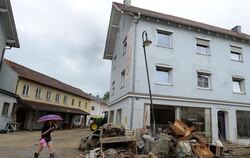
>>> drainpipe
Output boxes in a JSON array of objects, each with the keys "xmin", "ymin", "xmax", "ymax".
[
  {"xmin": 130, "ymin": 12, "xmax": 140, "ymax": 129},
  {"xmin": 0, "ymin": 48, "xmax": 6, "ymax": 69}
]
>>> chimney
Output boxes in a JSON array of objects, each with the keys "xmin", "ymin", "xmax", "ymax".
[
  {"xmin": 123, "ymin": 0, "xmax": 131, "ymax": 6},
  {"xmin": 231, "ymin": 25, "xmax": 241, "ymax": 33}
]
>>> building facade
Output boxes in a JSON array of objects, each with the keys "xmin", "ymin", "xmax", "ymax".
[
  {"xmin": 86, "ymin": 95, "xmax": 108, "ymax": 126},
  {"xmin": 4, "ymin": 59, "xmax": 91, "ymax": 130},
  {"xmin": 104, "ymin": 1, "xmax": 250, "ymax": 144},
  {"xmin": 0, "ymin": 0, "xmax": 20, "ymax": 131}
]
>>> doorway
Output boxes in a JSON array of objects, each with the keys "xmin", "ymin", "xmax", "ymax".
[
  {"xmin": 217, "ymin": 111, "xmax": 227, "ymax": 140},
  {"xmin": 16, "ymin": 107, "xmax": 27, "ymax": 130}
]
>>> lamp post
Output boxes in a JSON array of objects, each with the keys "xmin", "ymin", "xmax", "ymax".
[{"xmin": 142, "ymin": 31, "xmax": 156, "ymax": 135}]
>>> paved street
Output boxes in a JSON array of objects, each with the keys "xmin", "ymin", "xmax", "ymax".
[{"xmin": 0, "ymin": 128, "xmax": 91, "ymax": 158}]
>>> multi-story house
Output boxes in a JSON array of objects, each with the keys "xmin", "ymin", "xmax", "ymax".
[
  {"xmin": 86, "ymin": 95, "xmax": 108, "ymax": 126},
  {"xmin": 0, "ymin": 0, "xmax": 20, "ymax": 131},
  {"xmin": 104, "ymin": 1, "xmax": 250, "ymax": 144},
  {"xmin": 4, "ymin": 59, "xmax": 91, "ymax": 130}
]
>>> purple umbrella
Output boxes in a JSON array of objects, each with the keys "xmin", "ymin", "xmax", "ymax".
[{"xmin": 37, "ymin": 114, "xmax": 63, "ymax": 123}]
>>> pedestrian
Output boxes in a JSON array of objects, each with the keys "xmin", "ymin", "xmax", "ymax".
[{"xmin": 34, "ymin": 120, "xmax": 57, "ymax": 158}]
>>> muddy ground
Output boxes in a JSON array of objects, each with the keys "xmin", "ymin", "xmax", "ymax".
[{"xmin": 0, "ymin": 128, "xmax": 91, "ymax": 158}]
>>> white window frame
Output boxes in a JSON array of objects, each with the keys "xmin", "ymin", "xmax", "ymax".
[
  {"xmin": 22, "ymin": 84, "xmax": 30, "ymax": 96},
  {"xmin": 35, "ymin": 87, "xmax": 42, "ymax": 99},
  {"xmin": 197, "ymin": 71, "xmax": 212, "ymax": 89},
  {"xmin": 156, "ymin": 29, "xmax": 173, "ymax": 48},
  {"xmin": 63, "ymin": 95, "xmax": 68, "ymax": 105},
  {"xmin": 46, "ymin": 90, "xmax": 51, "ymax": 101},
  {"xmin": 112, "ymin": 55, "xmax": 117, "ymax": 70},
  {"xmin": 232, "ymin": 76, "xmax": 245, "ymax": 94},
  {"xmin": 196, "ymin": 37, "xmax": 210, "ymax": 55},
  {"xmin": 155, "ymin": 64, "xmax": 173, "ymax": 85},
  {"xmin": 2, "ymin": 102, "xmax": 10, "ymax": 116},
  {"xmin": 122, "ymin": 37, "xmax": 127, "ymax": 56},
  {"xmin": 121, "ymin": 70, "xmax": 125, "ymax": 88},
  {"xmin": 72, "ymin": 99, "xmax": 75, "ymax": 106},
  {"xmin": 55, "ymin": 93, "xmax": 60, "ymax": 103},
  {"xmin": 78, "ymin": 100, "xmax": 81, "ymax": 107},
  {"xmin": 230, "ymin": 45, "xmax": 243, "ymax": 62}
]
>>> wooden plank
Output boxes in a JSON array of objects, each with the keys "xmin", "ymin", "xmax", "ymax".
[{"xmin": 100, "ymin": 136, "xmax": 137, "ymax": 144}]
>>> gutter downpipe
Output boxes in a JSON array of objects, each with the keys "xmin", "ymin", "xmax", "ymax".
[
  {"xmin": 0, "ymin": 48, "xmax": 6, "ymax": 69},
  {"xmin": 130, "ymin": 12, "xmax": 140, "ymax": 129}
]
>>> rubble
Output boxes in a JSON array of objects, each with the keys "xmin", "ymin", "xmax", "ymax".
[{"xmin": 79, "ymin": 120, "xmax": 230, "ymax": 158}]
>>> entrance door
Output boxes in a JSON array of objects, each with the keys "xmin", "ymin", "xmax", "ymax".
[
  {"xmin": 218, "ymin": 111, "xmax": 226, "ymax": 140},
  {"xmin": 16, "ymin": 108, "xmax": 27, "ymax": 130}
]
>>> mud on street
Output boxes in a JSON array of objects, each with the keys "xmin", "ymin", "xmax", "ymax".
[{"xmin": 0, "ymin": 128, "xmax": 91, "ymax": 158}]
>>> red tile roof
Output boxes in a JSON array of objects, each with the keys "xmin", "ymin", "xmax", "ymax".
[
  {"xmin": 113, "ymin": 2, "xmax": 250, "ymax": 41},
  {"xmin": 4, "ymin": 59, "xmax": 91, "ymax": 100}
]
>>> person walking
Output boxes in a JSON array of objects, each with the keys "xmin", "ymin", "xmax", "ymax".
[{"xmin": 34, "ymin": 121, "xmax": 57, "ymax": 158}]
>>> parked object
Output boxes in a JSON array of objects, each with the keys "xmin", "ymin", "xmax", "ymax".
[{"xmin": 89, "ymin": 111, "xmax": 108, "ymax": 131}]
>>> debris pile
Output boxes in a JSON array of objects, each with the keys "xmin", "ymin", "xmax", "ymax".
[{"xmin": 79, "ymin": 120, "xmax": 226, "ymax": 158}]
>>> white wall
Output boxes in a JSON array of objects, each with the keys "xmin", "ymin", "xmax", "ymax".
[{"xmin": 0, "ymin": 93, "xmax": 15, "ymax": 130}]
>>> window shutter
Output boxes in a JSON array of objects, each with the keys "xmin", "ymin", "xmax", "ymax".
[
  {"xmin": 231, "ymin": 46, "xmax": 242, "ymax": 53},
  {"xmin": 197, "ymin": 38, "xmax": 209, "ymax": 46}
]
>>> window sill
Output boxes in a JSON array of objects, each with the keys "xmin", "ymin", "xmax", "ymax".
[
  {"xmin": 155, "ymin": 82, "xmax": 172, "ymax": 86},
  {"xmin": 197, "ymin": 87, "xmax": 212, "ymax": 91},
  {"xmin": 231, "ymin": 59, "xmax": 243, "ymax": 62},
  {"xmin": 156, "ymin": 45, "xmax": 172, "ymax": 49},
  {"xmin": 233, "ymin": 92, "xmax": 246, "ymax": 95},
  {"xmin": 196, "ymin": 52, "xmax": 210, "ymax": 56}
]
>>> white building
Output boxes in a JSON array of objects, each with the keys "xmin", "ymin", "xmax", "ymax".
[
  {"xmin": 86, "ymin": 95, "xmax": 108, "ymax": 126},
  {"xmin": 104, "ymin": 1, "xmax": 250, "ymax": 144},
  {"xmin": 0, "ymin": 0, "xmax": 20, "ymax": 130}
]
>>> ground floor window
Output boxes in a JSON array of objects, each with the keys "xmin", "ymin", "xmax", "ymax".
[
  {"xmin": 2, "ymin": 102, "xmax": 10, "ymax": 116},
  {"xmin": 109, "ymin": 110, "xmax": 114, "ymax": 123},
  {"xmin": 116, "ymin": 109, "xmax": 122, "ymax": 124},
  {"xmin": 237, "ymin": 110, "xmax": 250, "ymax": 138},
  {"xmin": 180, "ymin": 107, "xmax": 211, "ymax": 135}
]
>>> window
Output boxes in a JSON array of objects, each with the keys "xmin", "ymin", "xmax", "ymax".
[
  {"xmin": 2, "ymin": 102, "xmax": 10, "ymax": 116},
  {"xmin": 116, "ymin": 109, "xmax": 122, "ymax": 124},
  {"xmin": 155, "ymin": 66, "xmax": 172, "ymax": 84},
  {"xmin": 85, "ymin": 102, "xmax": 88, "ymax": 109},
  {"xmin": 55, "ymin": 93, "xmax": 60, "ymax": 103},
  {"xmin": 109, "ymin": 110, "xmax": 114, "ymax": 123},
  {"xmin": 237, "ymin": 110, "xmax": 250, "ymax": 138},
  {"xmin": 112, "ymin": 81, "xmax": 115, "ymax": 95},
  {"xmin": 196, "ymin": 38, "xmax": 209, "ymax": 55},
  {"xmin": 72, "ymin": 99, "xmax": 75, "ymax": 106},
  {"xmin": 230, "ymin": 45, "xmax": 242, "ymax": 61},
  {"xmin": 112, "ymin": 55, "xmax": 117, "ymax": 70},
  {"xmin": 91, "ymin": 106, "xmax": 95, "ymax": 111},
  {"xmin": 46, "ymin": 90, "xmax": 51, "ymax": 101},
  {"xmin": 233, "ymin": 77, "xmax": 245, "ymax": 93},
  {"xmin": 121, "ymin": 70, "xmax": 125, "ymax": 88},
  {"xmin": 22, "ymin": 85, "xmax": 30, "ymax": 96},
  {"xmin": 63, "ymin": 96, "xmax": 68, "ymax": 104},
  {"xmin": 157, "ymin": 29, "xmax": 172, "ymax": 48},
  {"xmin": 123, "ymin": 37, "xmax": 127, "ymax": 55},
  {"xmin": 197, "ymin": 71, "xmax": 211, "ymax": 89},
  {"xmin": 78, "ymin": 101, "xmax": 81, "ymax": 107},
  {"xmin": 35, "ymin": 88, "xmax": 42, "ymax": 99}
]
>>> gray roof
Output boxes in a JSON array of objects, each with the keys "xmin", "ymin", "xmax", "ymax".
[
  {"xmin": 104, "ymin": 2, "xmax": 250, "ymax": 59},
  {"xmin": 0, "ymin": 0, "xmax": 19, "ymax": 48}
]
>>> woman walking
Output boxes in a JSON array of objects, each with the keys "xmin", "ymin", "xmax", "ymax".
[{"xmin": 34, "ymin": 121, "xmax": 57, "ymax": 158}]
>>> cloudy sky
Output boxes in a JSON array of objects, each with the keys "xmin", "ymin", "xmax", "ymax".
[{"xmin": 5, "ymin": 0, "xmax": 250, "ymax": 97}]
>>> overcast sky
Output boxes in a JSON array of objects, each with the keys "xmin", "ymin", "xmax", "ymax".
[{"xmin": 5, "ymin": 0, "xmax": 250, "ymax": 97}]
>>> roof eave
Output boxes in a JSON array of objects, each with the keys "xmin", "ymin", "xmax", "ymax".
[
  {"xmin": 103, "ymin": 3, "xmax": 122, "ymax": 60},
  {"xmin": 4, "ymin": 0, "xmax": 20, "ymax": 48}
]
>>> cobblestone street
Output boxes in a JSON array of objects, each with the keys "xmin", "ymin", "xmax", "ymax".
[{"xmin": 0, "ymin": 128, "xmax": 91, "ymax": 158}]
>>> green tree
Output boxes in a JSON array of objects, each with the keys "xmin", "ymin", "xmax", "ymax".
[{"xmin": 102, "ymin": 91, "xmax": 110, "ymax": 101}]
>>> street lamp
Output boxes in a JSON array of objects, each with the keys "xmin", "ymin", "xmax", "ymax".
[{"xmin": 142, "ymin": 31, "xmax": 156, "ymax": 135}]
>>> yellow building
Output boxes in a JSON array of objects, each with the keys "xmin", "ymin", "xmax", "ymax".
[{"xmin": 5, "ymin": 59, "xmax": 91, "ymax": 130}]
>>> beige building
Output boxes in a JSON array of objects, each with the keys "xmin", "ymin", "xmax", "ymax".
[{"xmin": 5, "ymin": 59, "xmax": 91, "ymax": 130}]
